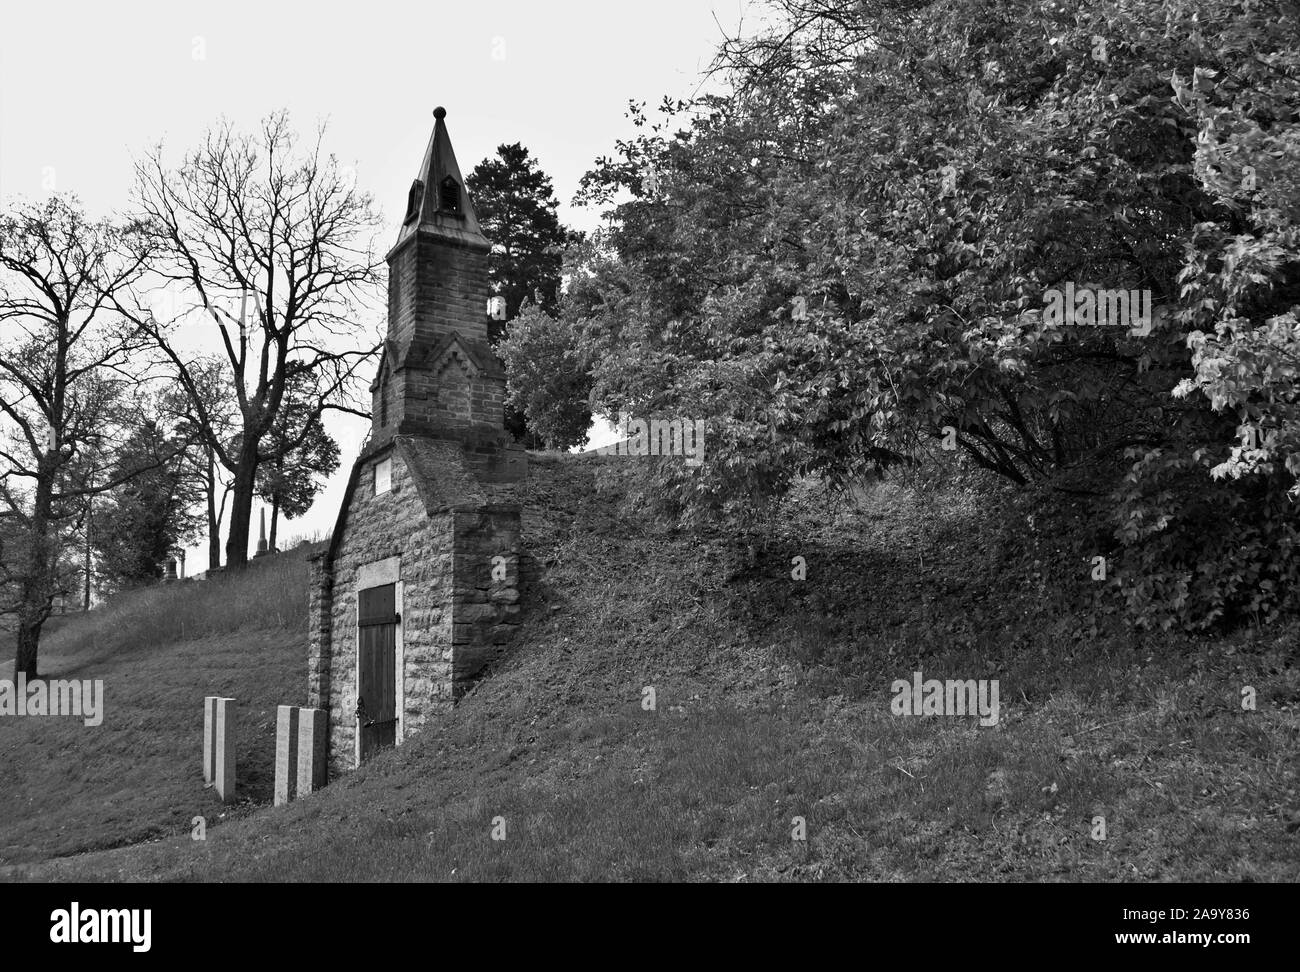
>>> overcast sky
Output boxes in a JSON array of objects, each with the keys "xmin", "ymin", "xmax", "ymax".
[{"xmin": 0, "ymin": 0, "xmax": 752, "ymax": 568}]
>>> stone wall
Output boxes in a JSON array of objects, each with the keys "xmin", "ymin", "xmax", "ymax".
[
  {"xmin": 306, "ymin": 555, "xmax": 333, "ymax": 711},
  {"xmin": 451, "ymin": 509, "xmax": 522, "ymax": 689},
  {"xmin": 403, "ymin": 235, "xmax": 492, "ymax": 352}
]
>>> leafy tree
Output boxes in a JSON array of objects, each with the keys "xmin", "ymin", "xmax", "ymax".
[
  {"xmin": 497, "ymin": 304, "xmax": 593, "ymax": 450},
  {"xmin": 93, "ymin": 415, "xmax": 203, "ymax": 590},
  {"xmin": 572, "ymin": 0, "xmax": 1300, "ymax": 629},
  {"xmin": 256, "ymin": 411, "xmax": 339, "ymax": 551},
  {"xmin": 467, "ymin": 143, "xmax": 571, "ymax": 325},
  {"xmin": 467, "ymin": 144, "xmax": 579, "ymax": 445}
]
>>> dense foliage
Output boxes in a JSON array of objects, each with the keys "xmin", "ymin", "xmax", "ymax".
[
  {"xmin": 467, "ymin": 143, "xmax": 579, "ymax": 444},
  {"xmin": 467, "ymin": 143, "xmax": 572, "ymax": 324},
  {"xmin": 558, "ymin": 0, "xmax": 1300, "ymax": 630},
  {"xmin": 93, "ymin": 417, "xmax": 203, "ymax": 589},
  {"xmin": 496, "ymin": 304, "xmax": 593, "ymax": 450}
]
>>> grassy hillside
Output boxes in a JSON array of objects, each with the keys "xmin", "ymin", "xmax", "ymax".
[
  {"xmin": 0, "ymin": 548, "xmax": 316, "ymax": 867},
  {"xmin": 3, "ymin": 455, "xmax": 1298, "ymax": 881}
]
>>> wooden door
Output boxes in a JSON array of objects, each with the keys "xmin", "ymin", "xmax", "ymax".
[{"xmin": 357, "ymin": 583, "xmax": 398, "ymax": 761}]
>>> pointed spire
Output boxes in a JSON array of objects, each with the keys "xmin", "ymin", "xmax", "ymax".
[
  {"xmin": 256, "ymin": 508, "xmax": 268, "ymax": 556},
  {"xmin": 387, "ymin": 106, "xmax": 489, "ymax": 259}
]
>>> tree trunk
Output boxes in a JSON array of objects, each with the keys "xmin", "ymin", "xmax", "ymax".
[
  {"xmin": 269, "ymin": 496, "xmax": 280, "ymax": 552},
  {"xmin": 223, "ymin": 442, "xmax": 259, "ymax": 569},
  {"xmin": 13, "ymin": 474, "xmax": 54, "ymax": 679},
  {"xmin": 15, "ymin": 619, "xmax": 41, "ymax": 680},
  {"xmin": 83, "ymin": 497, "xmax": 92, "ymax": 611},
  {"xmin": 206, "ymin": 447, "xmax": 221, "ymax": 571}
]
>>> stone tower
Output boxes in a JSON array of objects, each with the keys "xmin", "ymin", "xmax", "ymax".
[
  {"xmin": 371, "ymin": 106, "xmax": 521, "ymax": 477},
  {"xmin": 307, "ymin": 108, "xmax": 525, "ymax": 777}
]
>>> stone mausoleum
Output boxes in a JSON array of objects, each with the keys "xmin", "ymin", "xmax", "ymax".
[{"xmin": 308, "ymin": 107, "xmax": 525, "ymax": 777}]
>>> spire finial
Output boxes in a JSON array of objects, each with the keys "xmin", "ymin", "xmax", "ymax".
[{"xmin": 386, "ymin": 105, "xmax": 488, "ymax": 258}]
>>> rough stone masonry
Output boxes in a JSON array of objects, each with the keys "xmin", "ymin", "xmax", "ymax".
[{"xmin": 307, "ymin": 107, "xmax": 525, "ymax": 778}]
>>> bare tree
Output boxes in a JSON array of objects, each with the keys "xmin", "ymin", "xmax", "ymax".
[
  {"xmin": 126, "ymin": 111, "xmax": 383, "ymax": 568},
  {"xmin": 156, "ymin": 356, "xmax": 237, "ymax": 571},
  {"xmin": 0, "ymin": 195, "xmax": 158, "ymax": 678}
]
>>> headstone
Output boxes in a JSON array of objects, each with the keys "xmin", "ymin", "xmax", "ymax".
[
  {"xmin": 213, "ymin": 697, "xmax": 236, "ymax": 803},
  {"xmin": 202, "ymin": 696, "xmax": 217, "ymax": 783},
  {"xmin": 296, "ymin": 707, "xmax": 328, "ymax": 796},
  {"xmin": 274, "ymin": 705, "xmax": 300, "ymax": 806}
]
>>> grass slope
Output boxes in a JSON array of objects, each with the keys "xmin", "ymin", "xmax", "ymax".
[
  {"xmin": 4, "ymin": 455, "xmax": 1298, "ymax": 881},
  {"xmin": 0, "ymin": 550, "xmax": 312, "ymax": 867}
]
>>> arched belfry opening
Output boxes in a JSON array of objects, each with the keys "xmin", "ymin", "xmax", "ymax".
[{"xmin": 439, "ymin": 175, "xmax": 461, "ymax": 214}]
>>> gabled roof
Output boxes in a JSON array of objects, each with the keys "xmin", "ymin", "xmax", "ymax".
[
  {"xmin": 417, "ymin": 329, "xmax": 502, "ymax": 378},
  {"xmin": 386, "ymin": 107, "xmax": 490, "ymax": 259},
  {"xmin": 397, "ymin": 436, "xmax": 487, "ymax": 512},
  {"xmin": 321, "ymin": 435, "xmax": 519, "ymax": 566},
  {"xmin": 368, "ymin": 331, "xmax": 504, "ymax": 389}
]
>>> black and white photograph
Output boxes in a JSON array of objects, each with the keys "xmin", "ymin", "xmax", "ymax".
[{"xmin": 0, "ymin": 0, "xmax": 1295, "ymax": 945}]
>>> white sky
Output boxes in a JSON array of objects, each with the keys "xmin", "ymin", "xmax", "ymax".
[{"xmin": 0, "ymin": 0, "xmax": 754, "ymax": 569}]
